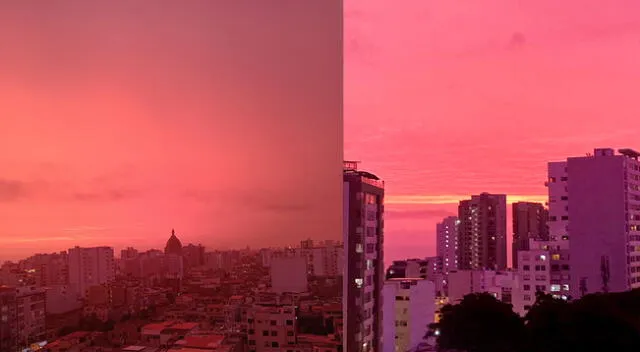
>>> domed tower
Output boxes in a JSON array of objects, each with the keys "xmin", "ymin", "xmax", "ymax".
[{"xmin": 165, "ymin": 229, "xmax": 183, "ymax": 256}]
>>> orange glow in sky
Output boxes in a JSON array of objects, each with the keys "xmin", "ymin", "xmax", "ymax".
[{"xmin": 345, "ymin": 0, "xmax": 640, "ymax": 260}]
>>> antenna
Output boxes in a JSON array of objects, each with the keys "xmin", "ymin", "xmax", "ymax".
[
  {"xmin": 579, "ymin": 277, "xmax": 587, "ymax": 298},
  {"xmin": 601, "ymin": 255, "xmax": 610, "ymax": 293}
]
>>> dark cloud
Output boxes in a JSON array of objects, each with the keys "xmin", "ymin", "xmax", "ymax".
[
  {"xmin": 72, "ymin": 188, "xmax": 138, "ymax": 202},
  {"xmin": 183, "ymin": 188, "xmax": 311, "ymax": 213},
  {"xmin": 0, "ymin": 179, "xmax": 28, "ymax": 202},
  {"xmin": 508, "ymin": 32, "xmax": 526, "ymax": 50}
]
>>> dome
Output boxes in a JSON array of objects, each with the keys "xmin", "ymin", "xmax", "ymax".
[{"xmin": 165, "ymin": 229, "xmax": 183, "ymax": 255}]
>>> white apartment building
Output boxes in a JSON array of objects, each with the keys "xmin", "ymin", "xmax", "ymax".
[
  {"xmin": 15, "ymin": 286, "xmax": 47, "ymax": 348},
  {"xmin": 68, "ymin": 246, "xmax": 115, "ymax": 297},
  {"xmin": 246, "ymin": 304, "xmax": 297, "ymax": 352},
  {"xmin": 447, "ymin": 270, "xmax": 517, "ymax": 306},
  {"xmin": 546, "ymin": 161, "xmax": 569, "ymax": 242},
  {"xmin": 382, "ymin": 278, "xmax": 435, "ymax": 352},
  {"xmin": 549, "ymin": 148, "xmax": 640, "ymax": 297},
  {"xmin": 436, "ymin": 216, "xmax": 459, "ymax": 273}
]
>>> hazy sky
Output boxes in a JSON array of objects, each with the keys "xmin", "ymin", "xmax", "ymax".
[
  {"xmin": 0, "ymin": 1, "xmax": 342, "ymax": 261},
  {"xmin": 345, "ymin": 0, "xmax": 640, "ymax": 261}
]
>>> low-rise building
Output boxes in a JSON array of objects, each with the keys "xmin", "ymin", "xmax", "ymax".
[{"xmin": 382, "ymin": 278, "xmax": 435, "ymax": 352}]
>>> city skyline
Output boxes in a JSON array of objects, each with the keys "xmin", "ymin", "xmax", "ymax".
[
  {"xmin": 0, "ymin": 1, "xmax": 342, "ymax": 261},
  {"xmin": 345, "ymin": 0, "xmax": 640, "ymax": 261}
]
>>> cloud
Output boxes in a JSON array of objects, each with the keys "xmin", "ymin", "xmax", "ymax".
[
  {"xmin": 507, "ymin": 32, "xmax": 526, "ymax": 50},
  {"xmin": 72, "ymin": 188, "xmax": 138, "ymax": 202},
  {"xmin": 0, "ymin": 236, "xmax": 77, "ymax": 244},
  {"xmin": 384, "ymin": 207, "xmax": 456, "ymax": 220},
  {"xmin": 0, "ymin": 179, "xmax": 28, "ymax": 201},
  {"xmin": 183, "ymin": 189, "xmax": 311, "ymax": 213},
  {"xmin": 386, "ymin": 194, "xmax": 547, "ymax": 205}
]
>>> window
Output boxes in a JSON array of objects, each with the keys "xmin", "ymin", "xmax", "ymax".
[
  {"xmin": 535, "ymin": 285, "xmax": 546, "ymax": 292},
  {"xmin": 248, "ymin": 329, "xmax": 255, "ymax": 335},
  {"xmin": 523, "ymin": 265, "xmax": 530, "ymax": 271},
  {"xmin": 552, "ymin": 254, "xmax": 560, "ymax": 261},
  {"xmin": 248, "ymin": 340, "xmax": 255, "ymax": 346},
  {"xmin": 271, "ymin": 331, "xmax": 278, "ymax": 336},
  {"xmin": 366, "ymin": 226, "xmax": 376, "ymax": 237},
  {"xmin": 523, "ymin": 295, "xmax": 532, "ymax": 301},
  {"xmin": 523, "ymin": 285, "xmax": 531, "ymax": 291},
  {"xmin": 262, "ymin": 331, "xmax": 269, "ymax": 336},
  {"xmin": 270, "ymin": 320, "xmax": 277, "ymax": 326},
  {"xmin": 287, "ymin": 331, "xmax": 294, "ymax": 336},
  {"xmin": 272, "ymin": 342, "xmax": 280, "ymax": 348},
  {"xmin": 286, "ymin": 320, "xmax": 293, "ymax": 326},
  {"xmin": 550, "ymin": 284, "xmax": 561, "ymax": 292}
]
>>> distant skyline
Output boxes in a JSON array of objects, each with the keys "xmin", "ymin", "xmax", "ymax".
[
  {"xmin": 0, "ymin": 1, "xmax": 342, "ymax": 261},
  {"xmin": 345, "ymin": 0, "xmax": 640, "ymax": 261}
]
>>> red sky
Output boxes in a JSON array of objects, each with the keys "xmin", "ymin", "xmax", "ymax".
[
  {"xmin": 0, "ymin": 1, "xmax": 342, "ymax": 261},
  {"xmin": 345, "ymin": 0, "xmax": 640, "ymax": 262}
]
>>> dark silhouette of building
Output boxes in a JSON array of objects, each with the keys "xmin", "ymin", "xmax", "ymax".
[
  {"xmin": 165, "ymin": 229, "xmax": 183, "ymax": 256},
  {"xmin": 512, "ymin": 202, "xmax": 549, "ymax": 268},
  {"xmin": 343, "ymin": 161, "xmax": 384, "ymax": 352},
  {"xmin": 457, "ymin": 193, "xmax": 507, "ymax": 270}
]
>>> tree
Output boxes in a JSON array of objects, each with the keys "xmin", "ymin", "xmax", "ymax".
[
  {"xmin": 526, "ymin": 290, "xmax": 640, "ymax": 352},
  {"xmin": 430, "ymin": 293, "xmax": 526, "ymax": 352},
  {"xmin": 524, "ymin": 292, "xmax": 573, "ymax": 352}
]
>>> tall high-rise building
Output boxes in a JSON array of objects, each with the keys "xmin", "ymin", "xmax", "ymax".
[
  {"xmin": 457, "ymin": 193, "xmax": 507, "ymax": 270},
  {"xmin": 68, "ymin": 246, "xmax": 115, "ymax": 297},
  {"xmin": 512, "ymin": 202, "xmax": 549, "ymax": 268},
  {"xmin": 343, "ymin": 161, "xmax": 385, "ymax": 352},
  {"xmin": 436, "ymin": 216, "xmax": 459, "ymax": 273},
  {"xmin": 549, "ymin": 148, "xmax": 640, "ymax": 297}
]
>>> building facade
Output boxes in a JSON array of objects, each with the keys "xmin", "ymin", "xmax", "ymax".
[
  {"xmin": 557, "ymin": 148, "xmax": 640, "ymax": 297},
  {"xmin": 68, "ymin": 246, "xmax": 115, "ymax": 298},
  {"xmin": 512, "ymin": 202, "xmax": 549, "ymax": 268},
  {"xmin": 457, "ymin": 193, "xmax": 507, "ymax": 270},
  {"xmin": 436, "ymin": 216, "xmax": 459, "ymax": 273},
  {"xmin": 382, "ymin": 278, "xmax": 435, "ymax": 352},
  {"xmin": 343, "ymin": 161, "xmax": 385, "ymax": 352}
]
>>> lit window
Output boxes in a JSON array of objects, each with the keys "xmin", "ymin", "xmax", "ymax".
[
  {"xmin": 562, "ymin": 284, "xmax": 569, "ymax": 291},
  {"xmin": 550, "ymin": 284, "xmax": 561, "ymax": 292},
  {"xmin": 551, "ymin": 254, "xmax": 560, "ymax": 260}
]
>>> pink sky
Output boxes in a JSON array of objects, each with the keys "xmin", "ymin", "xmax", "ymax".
[
  {"xmin": 0, "ymin": 1, "xmax": 342, "ymax": 261},
  {"xmin": 345, "ymin": 0, "xmax": 640, "ymax": 261}
]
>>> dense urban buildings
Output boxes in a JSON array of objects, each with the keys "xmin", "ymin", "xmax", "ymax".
[
  {"xmin": 436, "ymin": 216, "xmax": 459, "ymax": 273},
  {"xmin": 68, "ymin": 246, "xmax": 116, "ymax": 297},
  {"xmin": 511, "ymin": 202, "xmax": 549, "ymax": 268},
  {"xmin": 457, "ymin": 193, "xmax": 507, "ymax": 270},
  {"xmin": 343, "ymin": 161, "xmax": 385, "ymax": 352}
]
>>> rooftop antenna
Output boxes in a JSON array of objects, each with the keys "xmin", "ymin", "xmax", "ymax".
[
  {"xmin": 601, "ymin": 255, "xmax": 610, "ymax": 293},
  {"xmin": 579, "ymin": 277, "xmax": 587, "ymax": 298}
]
